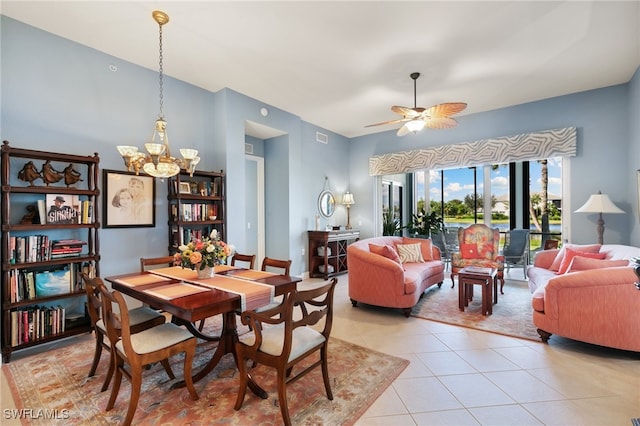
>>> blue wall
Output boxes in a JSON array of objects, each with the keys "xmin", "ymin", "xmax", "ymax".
[{"xmin": 2, "ymin": 16, "xmax": 640, "ymax": 282}]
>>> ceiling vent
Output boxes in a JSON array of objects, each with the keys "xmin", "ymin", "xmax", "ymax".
[
  {"xmin": 316, "ymin": 132, "xmax": 328, "ymax": 144},
  {"xmin": 244, "ymin": 143, "xmax": 254, "ymax": 155}
]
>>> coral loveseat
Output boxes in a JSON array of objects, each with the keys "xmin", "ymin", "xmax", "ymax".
[
  {"xmin": 527, "ymin": 244, "xmax": 640, "ymax": 351},
  {"xmin": 347, "ymin": 236, "xmax": 445, "ymax": 317}
]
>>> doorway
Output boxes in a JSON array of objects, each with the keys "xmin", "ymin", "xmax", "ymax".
[{"xmin": 245, "ymin": 155, "xmax": 265, "ymax": 266}]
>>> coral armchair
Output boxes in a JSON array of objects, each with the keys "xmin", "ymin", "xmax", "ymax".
[{"xmin": 451, "ymin": 224, "xmax": 505, "ymax": 290}]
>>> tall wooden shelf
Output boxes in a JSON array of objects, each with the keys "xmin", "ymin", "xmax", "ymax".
[
  {"xmin": 308, "ymin": 230, "xmax": 359, "ymax": 279},
  {"xmin": 167, "ymin": 169, "xmax": 225, "ymax": 253},
  {"xmin": 1, "ymin": 141, "xmax": 100, "ymax": 363}
]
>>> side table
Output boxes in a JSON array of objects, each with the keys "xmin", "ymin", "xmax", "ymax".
[{"xmin": 458, "ymin": 267, "xmax": 498, "ymax": 316}]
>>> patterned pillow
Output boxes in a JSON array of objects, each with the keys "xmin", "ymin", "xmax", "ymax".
[
  {"xmin": 368, "ymin": 243, "xmax": 401, "ymax": 265},
  {"xmin": 556, "ymin": 248, "xmax": 606, "ymax": 274},
  {"xmin": 402, "ymin": 237, "xmax": 433, "ymax": 261},
  {"xmin": 460, "ymin": 243, "xmax": 478, "ymax": 259},
  {"xmin": 396, "ymin": 243, "xmax": 425, "ymax": 263}
]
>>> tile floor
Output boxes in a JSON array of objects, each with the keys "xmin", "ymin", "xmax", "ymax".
[{"xmin": 2, "ymin": 269, "xmax": 640, "ymax": 425}]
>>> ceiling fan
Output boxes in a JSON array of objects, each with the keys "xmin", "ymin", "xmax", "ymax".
[{"xmin": 366, "ymin": 72, "xmax": 467, "ymax": 136}]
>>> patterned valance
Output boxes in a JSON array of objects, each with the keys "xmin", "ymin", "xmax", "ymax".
[{"xmin": 369, "ymin": 127, "xmax": 576, "ymax": 176}]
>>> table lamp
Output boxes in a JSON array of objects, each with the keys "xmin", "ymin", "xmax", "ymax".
[
  {"xmin": 342, "ymin": 192, "xmax": 355, "ymax": 230},
  {"xmin": 574, "ymin": 191, "xmax": 624, "ymax": 244}
]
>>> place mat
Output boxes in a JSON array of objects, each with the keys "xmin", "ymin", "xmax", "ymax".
[
  {"xmin": 112, "ymin": 273, "xmax": 173, "ymax": 287},
  {"xmin": 143, "ymin": 282, "xmax": 210, "ymax": 300},
  {"xmin": 149, "ymin": 266, "xmax": 274, "ymax": 311},
  {"xmin": 195, "ymin": 275, "xmax": 274, "ymax": 311},
  {"xmin": 213, "ymin": 264, "xmax": 237, "ymax": 273},
  {"xmin": 225, "ymin": 269, "xmax": 276, "ymax": 280}
]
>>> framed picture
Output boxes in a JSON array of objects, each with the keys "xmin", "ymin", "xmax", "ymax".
[
  {"xmin": 179, "ymin": 182, "xmax": 191, "ymax": 194},
  {"xmin": 103, "ymin": 169, "xmax": 155, "ymax": 228}
]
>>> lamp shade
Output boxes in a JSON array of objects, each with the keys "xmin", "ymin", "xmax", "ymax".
[
  {"xmin": 575, "ymin": 192, "xmax": 624, "ymax": 214},
  {"xmin": 342, "ymin": 192, "xmax": 355, "ymax": 205}
]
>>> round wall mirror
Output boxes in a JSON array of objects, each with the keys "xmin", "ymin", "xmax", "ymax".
[{"xmin": 318, "ymin": 190, "xmax": 335, "ymax": 218}]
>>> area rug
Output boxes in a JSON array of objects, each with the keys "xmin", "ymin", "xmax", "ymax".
[
  {"xmin": 3, "ymin": 326, "xmax": 408, "ymax": 425},
  {"xmin": 412, "ymin": 277, "xmax": 540, "ymax": 341}
]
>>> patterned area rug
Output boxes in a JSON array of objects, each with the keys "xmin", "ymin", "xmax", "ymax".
[
  {"xmin": 3, "ymin": 323, "xmax": 408, "ymax": 425},
  {"xmin": 412, "ymin": 277, "xmax": 540, "ymax": 341}
]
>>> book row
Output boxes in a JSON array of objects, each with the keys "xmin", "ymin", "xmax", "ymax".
[
  {"xmin": 9, "ymin": 305, "xmax": 79, "ymax": 346},
  {"xmin": 7, "ymin": 262, "xmax": 95, "ymax": 303},
  {"xmin": 35, "ymin": 195, "xmax": 94, "ymax": 225},
  {"xmin": 9, "ymin": 236, "xmax": 87, "ymax": 264},
  {"xmin": 171, "ymin": 203, "xmax": 218, "ymax": 222}
]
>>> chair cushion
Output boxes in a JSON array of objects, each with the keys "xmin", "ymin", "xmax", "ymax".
[
  {"xmin": 396, "ymin": 243, "xmax": 425, "ymax": 263},
  {"xmin": 368, "ymin": 243, "xmax": 401, "ymax": 264},
  {"xmin": 129, "ymin": 307, "xmax": 165, "ymax": 326},
  {"xmin": 239, "ymin": 325, "xmax": 326, "ymax": 362},
  {"xmin": 556, "ymin": 248, "xmax": 606, "ymax": 274},
  {"xmin": 116, "ymin": 323, "xmax": 194, "ymax": 355}
]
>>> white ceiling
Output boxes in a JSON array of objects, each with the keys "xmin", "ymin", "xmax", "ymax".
[{"xmin": 2, "ymin": 1, "xmax": 639, "ymax": 139}]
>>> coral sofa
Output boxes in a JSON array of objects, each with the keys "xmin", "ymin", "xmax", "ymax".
[
  {"xmin": 527, "ymin": 244, "xmax": 640, "ymax": 351},
  {"xmin": 347, "ymin": 236, "xmax": 445, "ymax": 317}
]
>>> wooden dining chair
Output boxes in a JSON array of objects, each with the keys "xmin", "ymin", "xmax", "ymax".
[
  {"xmin": 234, "ymin": 278, "xmax": 337, "ymax": 426},
  {"xmin": 261, "ymin": 257, "xmax": 292, "ymax": 275},
  {"xmin": 139, "ymin": 255, "xmax": 176, "ymax": 272},
  {"xmin": 81, "ymin": 273, "xmax": 166, "ymax": 392},
  {"xmin": 99, "ymin": 285, "xmax": 199, "ymax": 426},
  {"xmin": 231, "ymin": 252, "xmax": 256, "ymax": 269}
]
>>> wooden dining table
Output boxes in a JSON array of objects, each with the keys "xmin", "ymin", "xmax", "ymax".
[{"xmin": 105, "ymin": 265, "xmax": 301, "ymax": 398}]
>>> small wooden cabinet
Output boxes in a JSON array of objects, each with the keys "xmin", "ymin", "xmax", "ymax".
[
  {"xmin": 308, "ymin": 230, "xmax": 359, "ymax": 279},
  {"xmin": 167, "ymin": 170, "xmax": 225, "ymax": 253}
]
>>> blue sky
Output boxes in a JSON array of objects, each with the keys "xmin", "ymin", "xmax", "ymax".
[{"xmin": 417, "ymin": 158, "xmax": 563, "ymax": 202}]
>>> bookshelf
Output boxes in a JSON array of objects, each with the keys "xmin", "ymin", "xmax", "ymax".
[
  {"xmin": 167, "ymin": 169, "xmax": 225, "ymax": 253},
  {"xmin": 1, "ymin": 141, "xmax": 100, "ymax": 362}
]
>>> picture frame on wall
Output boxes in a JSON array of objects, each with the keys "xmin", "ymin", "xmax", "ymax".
[{"xmin": 103, "ymin": 169, "xmax": 155, "ymax": 228}]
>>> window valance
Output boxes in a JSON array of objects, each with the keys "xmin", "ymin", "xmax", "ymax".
[{"xmin": 368, "ymin": 127, "xmax": 576, "ymax": 176}]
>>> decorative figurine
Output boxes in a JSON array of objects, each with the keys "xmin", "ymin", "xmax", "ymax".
[
  {"xmin": 63, "ymin": 163, "xmax": 83, "ymax": 187},
  {"xmin": 41, "ymin": 160, "xmax": 63, "ymax": 186},
  {"xmin": 20, "ymin": 204, "xmax": 39, "ymax": 224},
  {"xmin": 17, "ymin": 161, "xmax": 42, "ymax": 186}
]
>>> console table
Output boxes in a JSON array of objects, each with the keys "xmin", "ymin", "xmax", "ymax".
[{"xmin": 308, "ymin": 230, "xmax": 359, "ymax": 279}]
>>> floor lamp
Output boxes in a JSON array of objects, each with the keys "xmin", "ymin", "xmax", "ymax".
[
  {"xmin": 342, "ymin": 192, "xmax": 355, "ymax": 230},
  {"xmin": 575, "ymin": 191, "xmax": 624, "ymax": 244}
]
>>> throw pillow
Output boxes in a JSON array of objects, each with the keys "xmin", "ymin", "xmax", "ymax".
[
  {"xmin": 368, "ymin": 243, "xmax": 401, "ymax": 265},
  {"xmin": 566, "ymin": 257, "xmax": 629, "ymax": 272},
  {"xmin": 549, "ymin": 243, "xmax": 601, "ymax": 271},
  {"xmin": 460, "ymin": 243, "xmax": 478, "ymax": 259},
  {"xmin": 556, "ymin": 248, "xmax": 606, "ymax": 274},
  {"xmin": 402, "ymin": 237, "xmax": 434, "ymax": 261},
  {"xmin": 396, "ymin": 243, "xmax": 425, "ymax": 264}
]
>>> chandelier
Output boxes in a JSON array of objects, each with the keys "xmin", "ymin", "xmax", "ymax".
[{"xmin": 116, "ymin": 10, "xmax": 200, "ymax": 178}]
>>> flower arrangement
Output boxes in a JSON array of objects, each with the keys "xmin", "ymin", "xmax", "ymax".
[{"xmin": 174, "ymin": 229, "xmax": 234, "ymax": 271}]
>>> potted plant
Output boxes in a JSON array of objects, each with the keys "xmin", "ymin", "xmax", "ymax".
[
  {"xmin": 382, "ymin": 210, "xmax": 400, "ymax": 236},
  {"xmin": 405, "ymin": 208, "xmax": 444, "ymax": 238}
]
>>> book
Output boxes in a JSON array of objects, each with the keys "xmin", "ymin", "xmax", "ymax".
[
  {"xmin": 45, "ymin": 194, "xmax": 80, "ymax": 224},
  {"xmin": 37, "ymin": 199, "xmax": 46, "ymax": 224},
  {"xmin": 35, "ymin": 266, "xmax": 72, "ymax": 297}
]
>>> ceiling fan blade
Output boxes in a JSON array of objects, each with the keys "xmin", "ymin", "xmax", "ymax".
[
  {"xmin": 425, "ymin": 102, "xmax": 467, "ymax": 118},
  {"xmin": 396, "ymin": 124, "xmax": 412, "ymax": 137},
  {"xmin": 424, "ymin": 117, "xmax": 458, "ymax": 129},
  {"xmin": 391, "ymin": 105, "xmax": 425, "ymax": 117},
  {"xmin": 365, "ymin": 117, "xmax": 410, "ymax": 128}
]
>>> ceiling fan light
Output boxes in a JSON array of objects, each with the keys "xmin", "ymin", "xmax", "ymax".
[{"xmin": 405, "ymin": 119, "xmax": 425, "ymax": 133}]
